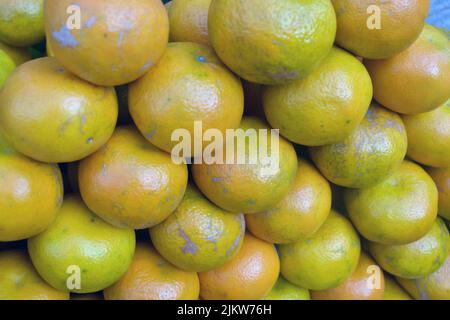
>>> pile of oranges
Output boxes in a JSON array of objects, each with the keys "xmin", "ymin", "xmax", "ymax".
[{"xmin": 0, "ymin": 0, "xmax": 449, "ymax": 300}]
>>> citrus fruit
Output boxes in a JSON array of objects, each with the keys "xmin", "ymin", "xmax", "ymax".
[
  {"xmin": 150, "ymin": 185, "xmax": 245, "ymax": 272},
  {"xmin": 168, "ymin": 0, "xmax": 211, "ymax": 45},
  {"xmin": 0, "ymin": 57, "xmax": 118, "ymax": 163},
  {"xmin": 0, "ymin": 250, "xmax": 69, "ymax": 300},
  {"xmin": 192, "ymin": 117, "xmax": 298, "ymax": 214},
  {"xmin": 369, "ymin": 217, "xmax": 450, "ymax": 279},
  {"xmin": 246, "ymin": 159, "xmax": 331, "ymax": 244},
  {"xmin": 279, "ymin": 210, "xmax": 361, "ymax": 290},
  {"xmin": 345, "ymin": 160, "xmax": 438, "ymax": 245},
  {"xmin": 0, "ymin": 42, "xmax": 31, "ymax": 65},
  {"xmin": 402, "ymin": 99, "xmax": 450, "ymax": 168},
  {"xmin": 364, "ymin": 24, "xmax": 450, "ymax": 114},
  {"xmin": 310, "ymin": 103, "xmax": 408, "ymax": 188},
  {"xmin": 427, "ymin": 166, "xmax": 450, "ymax": 220},
  {"xmin": 28, "ymin": 195, "xmax": 136, "ymax": 293},
  {"xmin": 263, "ymin": 46, "xmax": 372, "ymax": 146},
  {"xmin": 0, "ymin": 49, "xmax": 15, "ymax": 88},
  {"xmin": 104, "ymin": 243, "xmax": 200, "ymax": 300},
  {"xmin": 129, "ymin": 42, "xmax": 244, "ymax": 154},
  {"xmin": 383, "ymin": 276, "xmax": 412, "ymax": 300},
  {"xmin": 79, "ymin": 126, "xmax": 188, "ymax": 229},
  {"xmin": 332, "ymin": 0, "xmax": 429, "ymax": 59},
  {"xmin": 311, "ymin": 252, "xmax": 385, "ymax": 300},
  {"xmin": 0, "ymin": 131, "xmax": 63, "ymax": 242},
  {"xmin": 0, "ymin": 0, "xmax": 45, "ymax": 47},
  {"xmin": 45, "ymin": 0, "xmax": 169, "ymax": 86},
  {"xmin": 199, "ymin": 233, "xmax": 279, "ymax": 300},
  {"xmin": 263, "ymin": 276, "xmax": 310, "ymax": 300},
  {"xmin": 208, "ymin": 0, "xmax": 336, "ymax": 85}
]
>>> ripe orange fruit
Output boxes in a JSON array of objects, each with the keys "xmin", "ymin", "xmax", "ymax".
[
  {"xmin": 0, "ymin": 57, "xmax": 118, "ymax": 163},
  {"xmin": 150, "ymin": 185, "xmax": 245, "ymax": 272},
  {"xmin": 129, "ymin": 42, "xmax": 244, "ymax": 154},
  {"xmin": 246, "ymin": 159, "xmax": 331, "ymax": 244},
  {"xmin": 311, "ymin": 252, "xmax": 385, "ymax": 300},
  {"xmin": 208, "ymin": 0, "xmax": 336, "ymax": 85},
  {"xmin": 279, "ymin": 210, "xmax": 361, "ymax": 290},
  {"xmin": 427, "ymin": 166, "xmax": 450, "ymax": 221},
  {"xmin": 192, "ymin": 117, "xmax": 298, "ymax": 214},
  {"xmin": 0, "ymin": 132, "xmax": 63, "ymax": 242},
  {"xmin": 345, "ymin": 161, "xmax": 438, "ymax": 245},
  {"xmin": 264, "ymin": 276, "xmax": 310, "ymax": 300},
  {"xmin": 28, "ymin": 195, "xmax": 136, "ymax": 293},
  {"xmin": 383, "ymin": 276, "xmax": 412, "ymax": 300},
  {"xmin": 79, "ymin": 126, "xmax": 188, "ymax": 229},
  {"xmin": 199, "ymin": 233, "xmax": 279, "ymax": 300},
  {"xmin": 402, "ymin": 100, "xmax": 450, "ymax": 168},
  {"xmin": 0, "ymin": 49, "xmax": 15, "ymax": 88},
  {"xmin": 365, "ymin": 24, "xmax": 450, "ymax": 114},
  {"xmin": 310, "ymin": 103, "xmax": 407, "ymax": 188},
  {"xmin": 104, "ymin": 243, "xmax": 200, "ymax": 300},
  {"xmin": 263, "ymin": 47, "xmax": 372, "ymax": 146},
  {"xmin": 45, "ymin": 0, "xmax": 169, "ymax": 86},
  {"xmin": 331, "ymin": 0, "xmax": 429, "ymax": 59}
]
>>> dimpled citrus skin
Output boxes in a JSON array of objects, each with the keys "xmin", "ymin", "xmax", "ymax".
[
  {"xmin": 79, "ymin": 126, "xmax": 188, "ymax": 229},
  {"xmin": 104, "ymin": 244, "xmax": 200, "ymax": 300},
  {"xmin": 345, "ymin": 161, "xmax": 438, "ymax": 245},
  {"xmin": 332, "ymin": 0, "xmax": 429, "ymax": 59},
  {"xmin": 311, "ymin": 252, "xmax": 385, "ymax": 300},
  {"xmin": 208, "ymin": 0, "xmax": 336, "ymax": 85},
  {"xmin": 264, "ymin": 276, "xmax": 310, "ymax": 300},
  {"xmin": 199, "ymin": 233, "xmax": 279, "ymax": 300},
  {"xmin": 129, "ymin": 42, "xmax": 244, "ymax": 154},
  {"xmin": 364, "ymin": 24, "xmax": 450, "ymax": 115},
  {"xmin": 28, "ymin": 196, "xmax": 136, "ymax": 293},
  {"xmin": 402, "ymin": 100, "xmax": 450, "ymax": 168},
  {"xmin": 263, "ymin": 47, "xmax": 372, "ymax": 146},
  {"xmin": 0, "ymin": 50, "xmax": 15, "ymax": 88},
  {"xmin": 310, "ymin": 103, "xmax": 408, "ymax": 189},
  {"xmin": 192, "ymin": 117, "xmax": 298, "ymax": 214},
  {"xmin": 0, "ymin": 251, "xmax": 69, "ymax": 300},
  {"xmin": 369, "ymin": 218, "xmax": 450, "ymax": 279},
  {"xmin": 279, "ymin": 211, "xmax": 361, "ymax": 290},
  {"xmin": 0, "ymin": 58, "xmax": 118, "ymax": 163},
  {"xmin": 0, "ymin": 42, "xmax": 31, "ymax": 65},
  {"xmin": 0, "ymin": 132, "xmax": 63, "ymax": 242},
  {"xmin": 383, "ymin": 276, "xmax": 412, "ymax": 300},
  {"xmin": 45, "ymin": 0, "xmax": 168, "ymax": 86},
  {"xmin": 427, "ymin": 167, "xmax": 450, "ymax": 220},
  {"xmin": 168, "ymin": 0, "xmax": 211, "ymax": 45},
  {"xmin": 246, "ymin": 159, "xmax": 331, "ymax": 244},
  {"xmin": 150, "ymin": 185, "xmax": 245, "ymax": 272},
  {"xmin": 396, "ymin": 250, "xmax": 450, "ymax": 300},
  {"xmin": 0, "ymin": 0, "xmax": 45, "ymax": 47}
]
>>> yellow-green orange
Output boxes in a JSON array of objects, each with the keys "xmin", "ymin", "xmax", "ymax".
[
  {"xmin": 28, "ymin": 196, "xmax": 136, "ymax": 293},
  {"xmin": 427, "ymin": 166, "xmax": 450, "ymax": 220},
  {"xmin": 208, "ymin": 0, "xmax": 336, "ymax": 85},
  {"xmin": 263, "ymin": 47, "xmax": 372, "ymax": 146},
  {"xmin": 264, "ymin": 277, "xmax": 310, "ymax": 300},
  {"xmin": 0, "ymin": 50, "xmax": 15, "ymax": 88},
  {"xmin": 383, "ymin": 276, "xmax": 412, "ymax": 300},
  {"xmin": 0, "ymin": 42, "xmax": 31, "ymax": 65}
]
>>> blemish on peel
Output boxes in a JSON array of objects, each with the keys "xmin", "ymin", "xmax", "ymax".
[
  {"xmin": 52, "ymin": 26, "xmax": 79, "ymax": 48},
  {"xmin": 212, "ymin": 177, "xmax": 222, "ymax": 183},
  {"xmin": 84, "ymin": 16, "xmax": 96, "ymax": 28},
  {"xmin": 197, "ymin": 55, "xmax": 206, "ymax": 63},
  {"xmin": 118, "ymin": 31, "xmax": 125, "ymax": 46},
  {"xmin": 87, "ymin": 137, "xmax": 94, "ymax": 144},
  {"xmin": 140, "ymin": 60, "xmax": 154, "ymax": 72},
  {"xmin": 146, "ymin": 128, "xmax": 157, "ymax": 140},
  {"xmin": 179, "ymin": 228, "xmax": 198, "ymax": 255}
]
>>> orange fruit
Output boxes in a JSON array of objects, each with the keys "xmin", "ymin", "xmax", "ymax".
[
  {"xmin": 402, "ymin": 100, "xmax": 450, "ymax": 168},
  {"xmin": 331, "ymin": 0, "xmax": 429, "ymax": 59},
  {"xmin": 129, "ymin": 42, "xmax": 244, "ymax": 154},
  {"xmin": 310, "ymin": 103, "xmax": 407, "ymax": 188},
  {"xmin": 192, "ymin": 117, "xmax": 298, "ymax": 214},
  {"xmin": 364, "ymin": 24, "xmax": 450, "ymax": 114},
  {"xmin": 199, "ymin": 233, "xmax": 279, "ymax": 300},
  {"xmin": 246, "ymin": 159, "xmax": 331, "ymax": 244},
  {"xmin": 264, "ymin": 276, "xmax": 310, "ymax": 300},
  {"xmin": 345, "ymin": 160, "xmax": 438, "ymax": 245},
  {"xmin": 311, "ymin": 252, "xmax": 385, "ymax": 300},
  {"xmin": 104, "ymin": 243, "xmax": 200, "ymax": 300},
  {"xmin": 279, "ymin": 210, "xmax": 361, "ymax": 290},
  {"xmin": 383, "ymin": 276, "xmax": 412, "ymax": 300},
  {"xmin": 208, "ymin": 0, "xmax": 336, "ymax": 85},
  {"xmin": 150, "ymin": 185, "xmax": 245, "ymax": 272},
  {"xmin": 0, "ymin": 250, "xmax": 69, "ymax": 300},
  {"xmin": 28, "ymin": 195, "xmax": 136, "ymax": 293},
  {"xmin": 45, "ymin": 0, "xmax": 169, "ymax": 86},
  {"xmin": 0, "ymin": 42, "xmax": 31, "ymax": 65},
  {"xmin": 0, "ymin": 57, "xmax": 118, "ymax": 163},
  {"xmin": 168, "ymin": 0, "xmax": 211, "ymax": 45},
  {"xmin": 427, "ymin": 166, "xmax": 450, "ymax": 221},
  {"xmin": 79, "ymin": 126, "xmax": 188, "ymax": 229},
  {"xmin": 0, "ymin": 131, "xmax": 63, "ymax": 242},
  {"xmin": 369, "ymin": 217, "xmax": 450, "ymax": 279},
  {"xmin": 263, "ymin": 46, "xmax": 372, "ymax": 146},
  {"xmin": 0, "ymin": 49, "xmax": 15, "ymax": 89}
]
